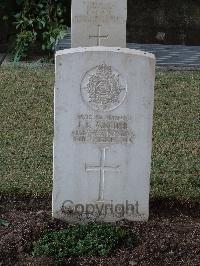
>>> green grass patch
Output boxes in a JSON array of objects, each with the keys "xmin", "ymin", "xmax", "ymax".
[
  {"xmin": 33, "ymin": 224, "xmax": 134, "ymax": 263},
  {"xmin": 151, "ymin": 71, "xmax": 200, "ymax": 201},
  {"xmin": 0, "ymin": 67, "xmax": 199, "ymax": 201},
  {"xmin": 0, "ymin": 67, "xmax": 54, "ymax": 196}
]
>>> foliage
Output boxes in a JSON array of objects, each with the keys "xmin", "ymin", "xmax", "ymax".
[
  {"xmin": 0, "ymin": 219, "xmax": 9, "ymax": 227},
  {"xmin": 33, "ymin": 223, "xmax": 134, "ymax": 263},
  {"xmin": 13, "ymin": 0, "xmax": 68, "ymax": 62}
]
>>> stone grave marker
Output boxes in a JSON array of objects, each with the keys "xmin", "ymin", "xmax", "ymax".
[
  {"xmin": 71, "ymin": 0, "xmax": 127, "ymax": 48},
  {"xmin": 53, "ymin": 47, "xmax": 155, "ymax": 222}
]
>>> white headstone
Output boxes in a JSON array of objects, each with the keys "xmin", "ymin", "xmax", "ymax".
[
  {"xmin": 71, "ymin": 0, "xmax": 127, "ymax": 48},
  {"xmin": 53, "ymin": 47, "xmax": 155, "ymax": 223}
]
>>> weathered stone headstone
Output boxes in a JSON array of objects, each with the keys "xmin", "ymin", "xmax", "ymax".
[
  {"xmin": 53, "ymin": 47, "xmax": 155, "ymax": 222},
  {"xmin": 71, "ymin": 0, "xmax": 127, "ymax": 48}
]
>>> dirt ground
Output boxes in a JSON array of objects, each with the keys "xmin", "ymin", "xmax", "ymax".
[{"xmin": 0, "ymin": 196, "xmax": 199, "ymax": 266}]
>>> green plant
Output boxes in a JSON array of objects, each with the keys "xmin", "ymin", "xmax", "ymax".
[
  {"xmin": 13, "ymin": 0, "xmax": 68, "ymax": 62},
  {"xmin": 13, "ymin": 30, "xmax": 37, "ymax": 62},
  {"xmin": 0, "ymin": 219, "xmax": 9, "ymax": 227},
  {"xmin": 33, "ymin": 224, "xmax": 134, "ymax": 263}
]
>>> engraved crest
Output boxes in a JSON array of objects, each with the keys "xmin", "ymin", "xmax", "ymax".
[{"xmin": 81, "ymin": 64, "xmax": 127, "ymax": 111}]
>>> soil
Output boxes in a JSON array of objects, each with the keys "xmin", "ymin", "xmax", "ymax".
[{"xmin": 0, "ymin": 196, "xmax": 199, "ymax": 266}]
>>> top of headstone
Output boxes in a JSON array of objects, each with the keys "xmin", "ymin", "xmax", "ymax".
[
  {"xmin": 71, "ymin": 0, "xmax": 127, "ymax": 48},
  {"xmin": 56, "ymin": 46, "xmax": 155, "ymax": 60}
]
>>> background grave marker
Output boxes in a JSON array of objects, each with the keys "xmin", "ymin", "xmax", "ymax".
[{"xmin": 71, "ymin": 0, "xmax": 127, "ymax": 47}]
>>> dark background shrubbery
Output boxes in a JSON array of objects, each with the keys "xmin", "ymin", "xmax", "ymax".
[
  {"xmin": 127, "ymin": 0, "xmax": 200, "ymax": 45},
  {"xmin": 0, "ymin": 0, "xmax": 71, "ymax": 60}
]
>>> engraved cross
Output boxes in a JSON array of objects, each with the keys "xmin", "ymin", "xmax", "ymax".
[
  {"xmin": 89, "ymin": 25, "xmax": 108, "ymax": 46},
  {"xmin": 85, "ymin": 147, "xmax": 120, "ymax": 202}
]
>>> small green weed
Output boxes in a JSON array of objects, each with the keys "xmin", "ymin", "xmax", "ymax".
[
  {"xmin": 0, "ymin": 219, "xmax": 9, "ymax": 227},
  {"xmin": 33, "ymin": 223, "xmax": 134, "ymax": 263}
]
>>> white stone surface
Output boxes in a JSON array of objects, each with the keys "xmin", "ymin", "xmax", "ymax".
[
  {"xmin": 71, "ymin": 0, "xmax": 127, "ymax": 48},
  {"xmin": 53, "ymin": 47, "xmax": 155, "ymax": 222}
]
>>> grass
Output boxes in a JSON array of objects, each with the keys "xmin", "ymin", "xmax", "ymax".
[
  {"xmin": 0, "ymin": 67, "xmax": 199, "ymax": 201},
  {"xmin": 0, "ymin": 67, "xmax": 53, "ymax": 196},
  {"xmin": 152, "ymin": 71, "xmax": 200, "ymax": 201}
]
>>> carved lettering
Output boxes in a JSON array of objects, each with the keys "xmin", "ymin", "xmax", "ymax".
[
  {"xmin": 72, "ymin": 2, "xmax": 125, "ymax": 24},
  {"xmin": 72, "ymin": 114, "xmax": 134, "ymax": 145}
]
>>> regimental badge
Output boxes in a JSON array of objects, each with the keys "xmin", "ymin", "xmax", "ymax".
[{"xmin": 81, "ymin": 64, "xmax": 127, "ymax": 112}]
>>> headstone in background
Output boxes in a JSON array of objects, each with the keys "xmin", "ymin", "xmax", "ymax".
[
  {"xmin": 71, "ymin": 0, "xmax": 127, "ymax": 48},
  {"xmin": 53, "ymin": 47, "xmax": 155, "ymax": 223}
]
